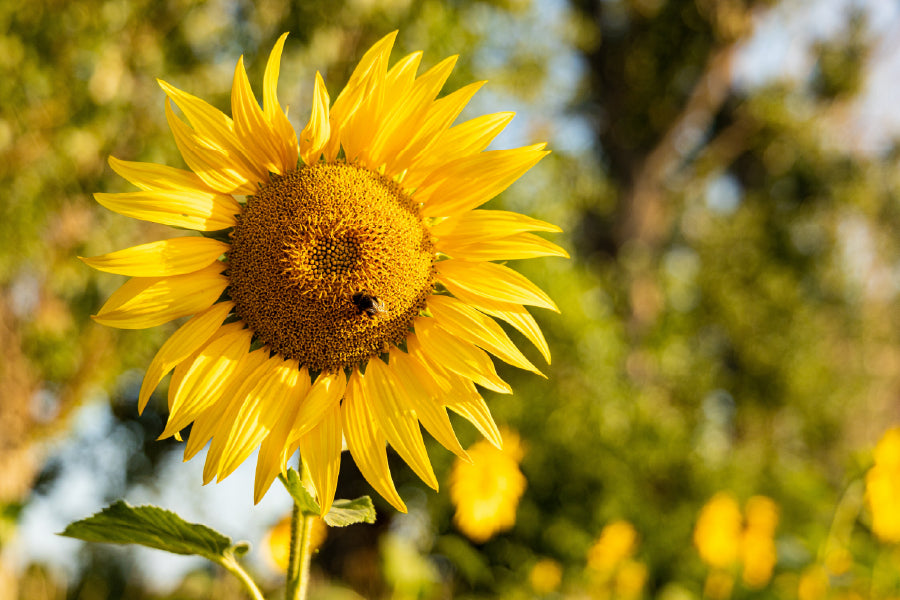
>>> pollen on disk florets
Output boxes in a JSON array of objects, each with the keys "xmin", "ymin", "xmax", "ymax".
[{"xmin": 227, "ymin": 163, "xmax": 435, "ymax": 371}]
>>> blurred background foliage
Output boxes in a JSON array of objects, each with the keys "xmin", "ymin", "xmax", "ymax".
[{"xmin": 3, "ymin": 0, "xmax": 900, "ymax": 598}]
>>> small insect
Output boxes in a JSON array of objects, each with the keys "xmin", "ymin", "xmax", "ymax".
[{"xmin": 352, "ymin": 292, "xmax": 387, "ymax": 319}]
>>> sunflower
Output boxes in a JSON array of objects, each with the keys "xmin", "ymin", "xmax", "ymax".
[{"xmin": 84, "ymin": 32, "xmax": 564, "ymax": 514}]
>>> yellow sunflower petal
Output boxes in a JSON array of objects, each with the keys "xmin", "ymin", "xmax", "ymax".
[
  {"xmin": 436, "ymin": 260, "xmax": 558, "ymax": 312},
  {"xmin": 232, "ymin": 56, "xmax": 284, "ymax": 174},
  {"xmin": 418, "ymin": 144, "xmax": 548, "ymax": 218},
  {"xmin": 185, "ymin": 347, "xmax": 270, "ymax": 462},
  {"xmin": 202, "ymin": 355, "xmax": 275, "ymax": 483},
  {"xmin": 341, "ymin": 47, "xmax": 391, "ymax": 164},
  {"xmin": 299, "ymin": 71, "xmax": 331, "ymax": 165},
  {"xmin": 287, "ymin": 369, "xmax": 347, "ymax": 444},
  {"xmin": 165, "ymin": 322, "xmax": 245, "ymax": 423},
  {"xmin": 94, "ymin": 188, "xmax": 239, "ymax": 232},
  {"xmin": 369, "ymin": 54, "xmax": 456, "ymax": 171},
  {"xmin": 297, "ymin": 402, "xmax": 343, "ymax": 515},
  {"xmin": 448, "ymin": 287, "xmax": 551, "ymax": 364},
  {"xmin": 93, "ymin": 262, "xmax": 228, "ymax": 329},
  {"xmin": 159, "ymin": 79, "xmax": 267, "ymax": 184},
  {"xmin": 388, "ymin": 347, "xmax": 468, "ymax": 460},
  {"xmin": 431, "ymin": 208, "xmax": 562, "ymax": 240},
  {"xmin": 162, "ymin": 326, "xmax": 252, "ymax": 438},
  {"xmin": 407, "ymin": 338, "xmax": 503, "ymax": 449},
  {"xmin": 448, "ymin": 388, "xmax": 503, "ymax": 450},
  {"xmin": 324, "ymin": 31, "xmax": 398, "ymax": 162},
  {"xmin": 438, "ymin": 232, "xmax": 569, "ymax": 261},
  {"xmin": 80, "ymin": 237, "xmax": 228, "ymax": 277},
  {"xmin": 364, "ymin": 357, "xmax": 438, "ymax": 490},
  {"xmin": 391, "ymin": 80, "xmax": 484, "ymax": 176},
  {"xmin": 426, "ymin": 295, "xmax": 542, "ymax": 376},
  {"xmin": 254, "ymin": 366, "xmax": 312, "ymax": 503},
  {"xmin": 401, "ymin": 112, "xmax": 514, "ymax": 189},
  {"xmin": 383, "ymin": 51, "xmax": 424, "ymax": 107},
  {"xmin": 262, "ymin": 32, "xmax": 299, "ymax": 170},
  {"xmin": 108, "ymin": 156, "xmax": 219, "ymax": 192},
  {"xmin": 342, "ymin": 367, "xmax": 407, "ymax": 512},
  {"xmin": 412, "ymin": 317, "xmax": 511, "ymax": 394},
  {"xmin": 165, "ymin": 99, "xmax": 258, "ymax": 195},
  {"xmin": 137, "ymin": 300, "xmax": 234, "ymax": 412},
  {"xmin": 217, "ymin": 358, "xmax": 300, "ymax": 481}
]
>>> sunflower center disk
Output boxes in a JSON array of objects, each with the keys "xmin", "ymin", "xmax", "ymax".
[{"xmin": 228, "ymin": 163, "xmax": 435, "ymax": 371}]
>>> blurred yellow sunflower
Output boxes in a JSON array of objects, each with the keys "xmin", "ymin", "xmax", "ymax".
[
  {"xmin": 448, "ymin": 429, "xmax": 526, "ymax": 542},
  {"xmin": 83, "ymin": 32, "xmax": 563, "ymax": 514}
]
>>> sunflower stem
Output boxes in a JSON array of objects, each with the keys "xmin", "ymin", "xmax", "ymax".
[{"xmin": 286, "ymin": 461, "xmax": 316, "ymax": 600}]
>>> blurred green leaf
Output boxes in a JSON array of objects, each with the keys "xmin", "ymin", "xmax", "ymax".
[{"xmin": 59, "ymin": 500, "xmax": 249, "ymax": 561}]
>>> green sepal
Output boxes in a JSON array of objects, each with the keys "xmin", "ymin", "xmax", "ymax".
[
  {"xmin": 279, "ymin": 468, "xmax": 376, "ymax": 526},
  {"xmin": 200, "ymin": 228, "xmax": 233, "ymax": 243},
  {"xmin": 279, "ymin": 468, "xmax": 321, "ymax": 516},
  {"xmin": 59, "ymin": 500, "xmax": 249, "ymax": 563},
  {"xmin": 324, "ymin": 497, "xmax": 376, "ymax": 527}
]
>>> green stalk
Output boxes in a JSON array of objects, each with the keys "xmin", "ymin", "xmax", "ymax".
[{"xmin": 286, "ymin": 461, "xmax": 316, "ymax": 600}]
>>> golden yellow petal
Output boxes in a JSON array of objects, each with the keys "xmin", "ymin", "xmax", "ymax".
[
  {"xmin": 426, "ymin": 295, "xmax": 542, "ymax": 376},
  {"xmin": 232, "ymin": 56, "xmax": 284, "ymax": 174},
  {"xmin": 286, "ymin": 370, "xmax": 346, "ymax": 445},
  {"xmin": 340, "ymin": 49, "xmax": 390, "ymax": 164},
  {"xmin": 363, "ymin": 357, "xmax": 438, "ymax": 490},
  {"xmin": 108, "ymin": 156, "xmax": 217, "ymax": 192},
  {"xmin": 383, "ymin": 51, "xmax": 424, "ymax": 107},
  {"xmin": 438, "ymin": 232, "xmax": 569, "ymax": 261},
  {"xmin": 401, "ymin": 112, "xmax": 514, "ymax": 189},
  {"xmin": 202, "ymin": 354, "xmax": 274, "ymax": 483},
  {"xmin": 185, "ymin": 347, "xmax": 270, "ymax": 462},
  {"xmin": 436, "ymin": 260, "xmax": 558, "ymax": 312},
  {"xmin": 390, "ymin": 80, "xmax": 484, "ymax": 176},
  {"xmin": 159, "ymin": 79, "xmax": 267, "ymax": 184},
  {"xmin": 388, "ymin": 347, "xmax": 469, "ymax": 460},
  {"xmin": 218, "ymin": 357, "xmax": 300, "ymax": 481},
  {"xmin": 138, "ymin": 301, "xmax": 234, "ymax": 412},
  {"xmin": 262, "ymin": 32, "xmax": 299, "ymax": 170},
  {"xmin": 299, "ymin": 71, "xmax": 331, "ymax": 166},
  {"xmin": 342, "ymin": 367, "xmax": 407, "ymax": 512},
  {"xmin": 297, "ymin": 402, "xmax": 342, "ymax": 515},
  {"xmin": 431, "ymin": 209, "xmax": 562, "ymax": 241},
  {"xmin": 412, "ymin": 317, "xmax": 511, "ymax": 394},
  {"xmin": 94, "ymin": 189, "xmax": 239, "ymax": 232},
  {"xmin": 447, "ymin": 287, "xmax": 551, "ymax": 364},
  {"xmin": 419, "ymin": 144, "xmax": 549, "ymax": 217},
  {"xmin": 80, "ymin": 237, "xmax": 228, "ymax": 277},
  {"xmin": 93, "ymin": 262, "xmax": 228, "ymax": 329},
  {"xmin": 368, "ymin": 55, "xmax": 456, "ymax": 171},
  {"xmin": 254, "ymin": 366, "xmax": 311, "ymax": 503},
  {"xmin": 165, "ymin": 99, "xmax": 258, "ymax": 195},
  {"xmin": 407, "ymin": 338, "xmax": 503, "ymax": 449},
  {"xmin": 323, "ymin": 31, "xmax": 398, "ymax": 162},
  {"xmin": 169, "ymin": 321, "xmax": 251, "ymax": 412},
  {"xmin": 162, "ymin": 326, "xmax": 252, "ymax": 438}
]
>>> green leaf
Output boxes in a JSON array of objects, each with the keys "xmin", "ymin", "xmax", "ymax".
[
  {"xmin": 279, "ymin": 468, "xmax": 321, "ymax": 516},
  {"xmin": 324, "ymin": 496, "xmax": 376, "ymax": 527},
  {"xmin": 59, "ymin": 500, "xmax": 247, "ymax": 563}
]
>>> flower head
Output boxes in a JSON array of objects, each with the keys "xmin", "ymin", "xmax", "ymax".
[{"xmin": 84, "ymin": 33, "xmax": 562, "ymax": 513}]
